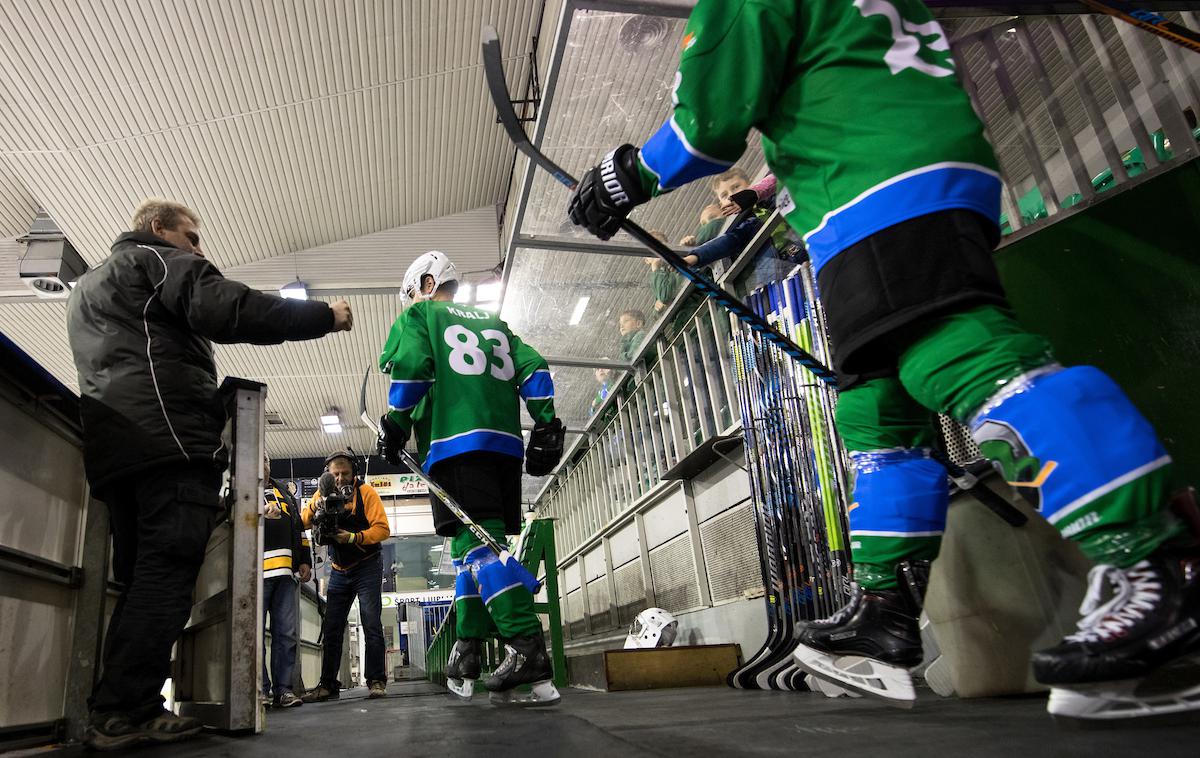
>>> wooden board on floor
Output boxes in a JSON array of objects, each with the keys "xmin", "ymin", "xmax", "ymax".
[{"xmin": 604, "ymin": 644, "xmax": 740, "ymax": 691}]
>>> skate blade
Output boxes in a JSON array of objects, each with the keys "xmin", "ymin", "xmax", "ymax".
[
  {"xmin": 489, "ymin": 680, "xmax": 561, "ymax": 707},
  {"xmin": 804, "ymin": 673, "xmax": 862, "ymax": 699},
  {"xmin": 1049, "ymin": 655, "xmax": 1200, "ymax": 725},
  {"xmin": 792, "ymin": 643, "xmax": 915, "ymax": 708},
  {"xmin": 447, "ymin": 677, "xmax": 476, "ymax": 701}
]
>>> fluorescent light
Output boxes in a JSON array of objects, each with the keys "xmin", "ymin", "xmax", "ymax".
[
  {"xmin": 320, "ymin": 413, "xmax": 340, "ymax": 425},
  {"xmin": 280, "ymin": 280, "xmax": 308, "ymax": 300},
  {"xmin": 322, "ymin": 423, "xmax": 343, "ymax": 434},
  {"xmin": 476, "ymin": 282, "xmax": 501, "ymax": 302},
  {"xmin": 568, "ymin": 296, "xmax": 590, "ymax": 325},
  {"xmin": 453, "ymin": 283, "xmax": 473, "ymax": 303}
]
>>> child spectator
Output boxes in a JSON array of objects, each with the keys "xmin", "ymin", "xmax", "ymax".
[
  {"xmin": 645, "ymin": 230, "xmax": 681, "ymax": 313},
  {"xmin": 617, "ymin": 309, "xmax": 647, "ymax": 363},
  {"xmin": 680, "ymin": 203, "xmax": 725, "ymax": 247}
]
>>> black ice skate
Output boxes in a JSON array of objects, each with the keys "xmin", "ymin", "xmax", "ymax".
[
  {"xmin": 483, "ymin": 633, "xmax": 561, "ymax": 706},
  {"xmin": 791, "ymin": 561, "xmax": 928, "ymax": 707},
  {"xmin": 445, "ymin": 638, "xmax": 482, "ymax": 700},
  {"xmin": 1033, "ymin": 546, "xmax": 1200, "ymax": 721}
]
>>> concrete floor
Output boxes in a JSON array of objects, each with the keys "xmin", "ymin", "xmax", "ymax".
[{"xmin": 41, "ymin": 678, "xmax": 1200, "ymax": 758}]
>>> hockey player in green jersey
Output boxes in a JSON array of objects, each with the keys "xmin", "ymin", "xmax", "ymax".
[
  {"xmin": 567, "ymin": 0, "xmax": 1199, "ymax": 720},
  {"xmin": 376, "ymin": 251, "xmax": 566, "ymax": 705}
]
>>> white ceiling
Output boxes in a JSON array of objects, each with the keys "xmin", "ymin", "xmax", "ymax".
[{"xmin": 0, "ymin": 0, "xmax": 561, "ymax": 464}]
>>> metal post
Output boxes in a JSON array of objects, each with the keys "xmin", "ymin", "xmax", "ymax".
[
  {"xmin": 1013, "ymin": 19, "xmax": 1095, "ymax": 201},
  {"xmin": 63, "ymin": 487, "xmax": 110, "ymax": 742},
  {"xmin": 1081, "ymin": 15, "xmax": 1161, "ymax": 170},
  {"xmin": 634, "ymin": 512, "xmax": 657, "ymax": 608},
  {"xmin": 682, "ymin": 481, "xmax": 713, "ymax": 608},
  {"xmin": 1046, "ymin": 17, "xmax": 1131, "ymax": 186},
  {"xmin": 980, "ymin": 32, "xmax": 1062, "ymax": 214},
  {"xmin": 1114, "ymin": 20, "xmax": 1195, "ymax": 163}
]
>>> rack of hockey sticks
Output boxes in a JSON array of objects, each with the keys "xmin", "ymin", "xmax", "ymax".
[{"xmin": 725, "ymin": 264, "xmax": 854, "ymax": 690}]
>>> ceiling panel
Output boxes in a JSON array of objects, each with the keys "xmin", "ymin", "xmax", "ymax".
[{"xmin": 0, "ymin": 0, "xmax": 544, "ymax": 269}]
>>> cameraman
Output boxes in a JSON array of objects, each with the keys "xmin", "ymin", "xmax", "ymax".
[{"xmin": 299, "ymin": 452, "xmax": 390, "ymax": 701}]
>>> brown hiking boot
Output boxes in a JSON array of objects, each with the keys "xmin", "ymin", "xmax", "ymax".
[
  {"xmin": 300, "ymin": 683, "xmax": 339, "ymax": 703},
  {"xmin": 83, "ymin": 709, "xmax": 203, "ymax": 752},
  {"xmin": 368, "ymin": 680, "xmax": 387, "ymax": 699}
]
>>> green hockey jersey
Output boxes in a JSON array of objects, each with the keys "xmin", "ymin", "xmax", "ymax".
[
  {"xmin": 634, "ymin": 0, "xmax": 1001, "ymax": 273},
  {"xmin": 379, "ymin": 300, "xmax": 555, "ymax": 471}
]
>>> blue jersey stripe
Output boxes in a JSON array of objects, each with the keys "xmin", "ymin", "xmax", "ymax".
[
  {"xmin": 640, "ymin": 117, "xmax": 734, "ymax": 191},
  {"xmin": 388, "ymin": 380, "xmax": 433, "ymax": 411},
  {"xmin": 424, "ymin": 430, "xmax": 524, "ymax": 471},
  {"xmin": 520, "ymin": 370, "xmax": 554, "ymax": 401},
  {"xmin": 800, "ymin": 164, "xmax": 1001, "ymax": 273}
]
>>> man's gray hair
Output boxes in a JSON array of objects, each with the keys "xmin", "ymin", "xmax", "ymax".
[{"xmin": 130, "ymin": 197, "xmax": 201, "ymax": 233}]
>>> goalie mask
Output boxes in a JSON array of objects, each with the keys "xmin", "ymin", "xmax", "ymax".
[
  {"xmin": 624, "ymin": 607, "xmax": 678, "ymax": 649},
  {"xmin": 402, "ymin": 250, "xmax": 459, "ymax": 305}
]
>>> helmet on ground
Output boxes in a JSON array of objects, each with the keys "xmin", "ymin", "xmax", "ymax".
[
  {"xmin": 624, "ymin": 607, "xmax": 678, "ymax": 649},
  {"xmin": 402, "ymin": 251, "xmax": 458, "ymax": 304}
]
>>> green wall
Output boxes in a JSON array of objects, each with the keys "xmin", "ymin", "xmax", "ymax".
[{"xmin": 995, "ymin": 158, "xmax": 1200, "ymax": 487}]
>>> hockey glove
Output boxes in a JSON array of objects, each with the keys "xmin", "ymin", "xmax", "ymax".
[
  {"xmin": 377, "ymin": 414, "xmax": 409, "ymax": 466},
  {"xmin": 525, "ymin": 418, "xmax": 566, "ymax": 476},
  {"xmin": 567, "ymin": 144, "xmax": 651, "ymax": 240}
]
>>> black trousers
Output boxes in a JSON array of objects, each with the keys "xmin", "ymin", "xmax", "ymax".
[
  {"xmin": 89, "ymin": 462, "xmax": 223, "ymax": 721},
  {"xmin": 318, "ymin": 552, "xmax": 386, "ymax": 687}
]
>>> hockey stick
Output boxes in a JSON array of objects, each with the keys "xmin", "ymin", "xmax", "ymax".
[
  {"xmin": 480, "ymin": 25, "xmax": 837, "ymax": 387},
  {"xmin": 358, "ymin": 368, "xmax": 542, "ymax": 594},
  {"xmin": 1078, "ymin": 0, "xmax": 1200, "ymax": 53}
]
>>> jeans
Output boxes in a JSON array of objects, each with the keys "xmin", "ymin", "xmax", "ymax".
[
  {"xmin": 89, "ymin": 463, "xmax": 223, "ymax": 721},
  {"xmin": 690, "ymin": 214, "xmax": 765, "ymax": 267},
  {"xmin": 319, "ymin": 552, "xmax": 386, "ymax": 687},
  {"xmin": 262, "ymin": 575, "xmax": 299, "ymax": 697}
]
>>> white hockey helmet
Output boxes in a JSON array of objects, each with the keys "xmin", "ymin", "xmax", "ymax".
[
  {"xmin": 402, "ymin": 250, "xmax": 459, "ymax": 304},
  {"xmin": 623, "ymin": 607, "xmax": 678, "ymax": 649}
]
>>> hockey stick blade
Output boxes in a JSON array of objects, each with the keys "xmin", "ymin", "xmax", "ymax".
[
  {"xmin": 481, "ymin": 25, "xmax": 836, "ymax": 386},
  {"xmin": 359, "ymin": 367, "xmax": 542, "ymax": 594}
]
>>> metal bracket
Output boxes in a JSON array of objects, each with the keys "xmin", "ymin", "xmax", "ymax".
[{"xmin": 496, "ymin": 37, "xmax": 542, "ymax": 125}]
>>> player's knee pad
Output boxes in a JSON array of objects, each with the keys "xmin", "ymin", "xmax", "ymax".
[
  {"xmin": 454, "ymin": 558, "xmax": 481, "ymax": 602},
  {"xmin": 970, "ymin": 365, "xmax": 1170, "ymax": 526},
  {"xmin": 465, "ymin": 546, "xmax": 526, "ymax": 605},
  {"xmin": 849, "ymin": 448, "xmax": 949, "ymax": 537}
]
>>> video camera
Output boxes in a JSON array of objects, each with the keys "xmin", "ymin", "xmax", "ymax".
[{"xmin": 312, "ymin": 471, "xmax": 354, "ymax": 546}]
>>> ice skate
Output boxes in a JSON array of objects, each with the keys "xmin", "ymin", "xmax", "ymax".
[
  {"xmin": 484, "ymin": 633, "xmax": 561, "ymax": 707},
  {"xmin": 791, "ymin": 562, "xmax": 927, "ymax": 707},
  {"xmin": 445, "ymin": 638, "xmax": 482, "ymax": 701},
  {"xmin": 1034, "ymin": 546, "xmax": 1200, "ymax": 722}
]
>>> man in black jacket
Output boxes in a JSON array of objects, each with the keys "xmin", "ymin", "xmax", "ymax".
[{"xmin": 67, "ymin": 198, "xmax": 352, "ymax": 752}]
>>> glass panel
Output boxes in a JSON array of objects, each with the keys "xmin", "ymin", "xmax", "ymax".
[
  {"xmin": 520, "ymin": 10, "xmax": 768, "ymax": 246},
  {"xmin": 503, "ymin": 246, "xmax": 658, "ymax": 361}
]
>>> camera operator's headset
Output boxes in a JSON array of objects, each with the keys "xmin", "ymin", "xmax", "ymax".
[{"xmin": 323, "ymin": 448, "xmax": 363, "ymax": 484}]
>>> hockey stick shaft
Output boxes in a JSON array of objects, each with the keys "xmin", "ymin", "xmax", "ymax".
[
  {"xmin": 480, "ymin": 25, "xmax": 837, "ymax": 386},
  {"xmin": 1078, "ymin": 0, "xmax": 1200, "ymax": 53},
  {"xmin": 359, "ymin": 368, "xmax": 542, "ymax": 592}
]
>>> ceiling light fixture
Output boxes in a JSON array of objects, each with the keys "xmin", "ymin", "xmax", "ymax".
[
  {"xmin": 320, "ymin": 409, "xmax": 342, "ymax": 434},
  {"xmin": 568, "ymin": 296, "xmax": 590, "ymax": 325},
  {"xmin": 280, "ymin": 279, "xmax": 308, "ymax": 300}
]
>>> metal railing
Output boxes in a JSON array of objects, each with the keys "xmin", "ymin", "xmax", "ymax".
[{"xmin": 951, "ymin": 12, "xmax": 1199, "ymax": 235}]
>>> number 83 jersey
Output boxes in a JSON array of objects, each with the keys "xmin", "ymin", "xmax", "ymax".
[{"xmin": 378, "ymin": 300, "xmax": 556, "ymax": 472}]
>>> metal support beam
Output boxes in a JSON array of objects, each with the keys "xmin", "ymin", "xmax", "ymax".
[
  {"xmin": 543, "ymin": 354, "xmax": 632, "ymax": 370},
  {"xmin": 515, "ymin": 234, "xmax": 666, "ymax": 258}
]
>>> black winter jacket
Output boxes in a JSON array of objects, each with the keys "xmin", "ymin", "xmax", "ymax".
[{"xmin": 67, "ymin": 231, "xmax": 335, "ymax": 490}]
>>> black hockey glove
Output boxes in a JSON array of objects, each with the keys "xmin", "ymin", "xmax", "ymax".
[
  {"xmin": 567, "ymin": 144, "xmax": 651, "ymax": 240},
  {"xmin": 525, "ymin": 418, "xmax": 566, "ymax": 477},
  {"xmin": 377, "ymin": 414, "xmax": 409, "ymax": 466}
]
